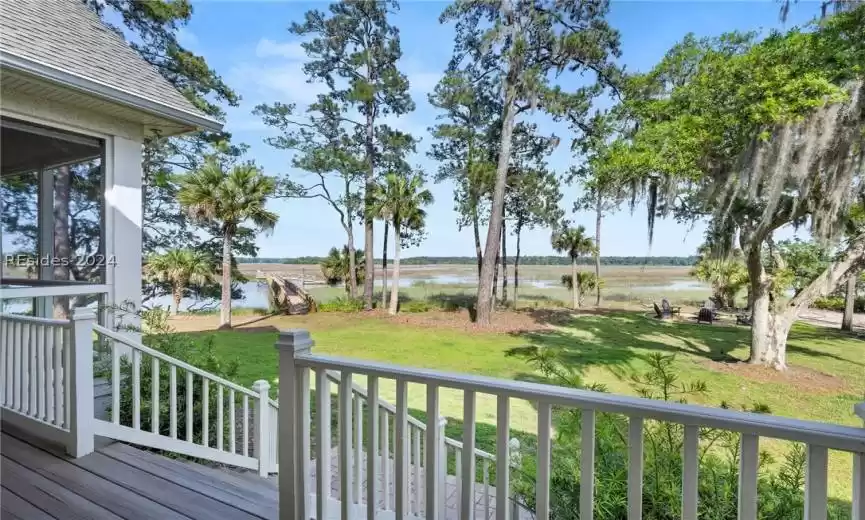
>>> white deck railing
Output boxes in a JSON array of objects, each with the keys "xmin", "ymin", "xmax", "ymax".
[
  {"xmin": 90, "ymin": 323, "xmax": 276, "ymax": 474},
  {"xmin": 275, "ymin": 328, "xmax": 865, "ymax": 520}
]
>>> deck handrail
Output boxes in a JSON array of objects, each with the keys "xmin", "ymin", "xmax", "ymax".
[
  {"xmin": 0, "ymin": 313, "xmax": 72, "ymax": 326},
  {"xmin": 93, "ymin": 324, "xmax": 259, "ymax": 399},
  {"xmin": 298, "ymin": 353, "xmax": 865, "ymax": 453}
]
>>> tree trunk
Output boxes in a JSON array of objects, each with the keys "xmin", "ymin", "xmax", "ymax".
[
  {"xmin": 172, "ymin": 285, "xmax": 182, "ymax": 316},
  {"xmin": 476, "ymin": 90, "xmax": 517, "ymax": 325},
  {"xmin": 53, "ymin": 166, "xmax": 71, "ymax": 319},
  {"xmin": 381, "ymin": 220, "xmax": 389, "ymax": 310},
  {"xmin": 389, "ymin": 221, "xmax": 401, "ymax": 315},
  {"xmin": 571, "ymin": 258, "xmax": 579, "ymax": 310},
  {"xmin": 363, "ymin": 107, "xmax": 376, "ymax": 310},
  {"xmin": 595, "ymin": 192, "xmax": 602, "ymax": 307},
  {"xmin": 346, "ymin": 224, "xmax": 358, "ymax": 299},
  {"xmin": 501, "ymin": 216, "xmax": 508, "ymax": 305},
  {"xmin": 492, "ymin": 252, "xmax": 499, "ymax": 304},
  {"xmin": 842, "ymin": 273, "xmax": 856, "ymax": 331},
  {"xmin": 472, "ymin": 199, "xmax": 482, "ymax": 280},
  {"xmin": 220, "ymin": 230, "xmax": 233, "ymax": 329},
  {"xmin": 513, "ymin": 223, "xmax": 522, "ymax": 309}
]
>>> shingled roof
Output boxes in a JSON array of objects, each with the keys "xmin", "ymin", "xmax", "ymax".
[{"xmin": 0, "ymin": 0, "xmax": 221, "ymax": 132}]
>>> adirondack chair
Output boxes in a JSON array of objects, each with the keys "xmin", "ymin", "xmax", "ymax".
[
  {"xmin": 653, "ymin": 302, "xmax": 665, "ymax": 319},
  {"xmin": 697, "ymin": 307, "xmax": 714, "ymax": 324},
  {"xmin": 661, "ymin": 298, "xmax": 681, "ymax": 316}
]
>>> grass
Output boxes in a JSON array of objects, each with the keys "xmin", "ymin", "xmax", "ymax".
[{"xmin": 181, "ymin": 310, "xmax": 864, "ymax": 500}]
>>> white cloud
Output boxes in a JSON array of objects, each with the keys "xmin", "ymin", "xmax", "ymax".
[
  {"xmin": 255, "ymin": 38, "xmax": 307, "ymax": 60},
  {"xmin": 177, "ymin": 28, "xmax": 199, "ymax": 49},
  {"xmin": 228, "ymin": 61, "xmax": 325, "ymax": 106}
]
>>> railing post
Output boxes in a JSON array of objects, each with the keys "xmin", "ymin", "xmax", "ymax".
[
  {"xmin": 253, "ymin": 379, "xmax": 271, "ymax": 477},
  {"xmin": 67, "ymin": 307, "xmax": 95, "ymax": 458},
  {"xmin": 853, "ymin": 402, "xmax": 865, "ymax": 520},
  {"xmin": 275, "ymin": 329, "xmax": 314, "ymax": 520}
]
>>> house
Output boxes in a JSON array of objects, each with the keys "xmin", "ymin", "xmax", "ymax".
[{"xmin": 1, "ymin": 2, "xmax": 864, "ymax": 520}]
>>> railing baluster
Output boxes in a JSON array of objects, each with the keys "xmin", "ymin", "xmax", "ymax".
[
  {"xmin": 152, "ymin": 357, "xmax": 160, "ymax": 434},
  {"xmin": 169, "ymin": 365, "xmax": 177, "ymax": 439},
  {"xmin": 382, "ymin": 408, "xmax": 391, "ymax": 510},
  {"xmin": 628, "ymin": 417, "xmax": 644, "ymax": 520},
  {"xmin": 186, "ymin": 371, "xmax": 193, "ymax": 442},
  {"xmin": 682, "ymin": 425, "xmax": 699, "ymax": 520},
  {"xmin": 426, "ymin": 384, "xmax": 441, "ymax": 520},
  {"xmin": 854, "ymin": 451, "xmax": 865, "ymax": 520},
  {"xmin": 395, "ymin": 379, "xmax": 409, "ymax": 518},
  {"xmin": 202, "ymin": 378, "xmax": 209, "ymax": 447},
  {"xmin": 28, "ymin": 323, "xmax": 36, "ymax": 414},
  {"xmin": 537, "ymin": 402, "xmax": 552, "ymax": 520},
  {"xmin": 46, "ymin": 327, "xmax": 55, "ymax": 424},
  {"xmin": 297, "ymin": 366, "xmax": 311, "ymax": 520},
  {"xmin": 12, "ymin": 322, "xmax": 20, "ymax": 412},
  {"xmin": 316, "ymin": 370, "xmax": 331, "ymax": 520},
  {"xmin": 496, "ymin": 395, "xmax": 510, "ymax": 520},
  {"xmin": 17, "ymin": 321, "xmax": 25, "ymax": 412},
  {"xmin": 483, "ymin": 458, "xmax": 491, "ymax": 520},
  {"xmin": 339, "ymin": 371, "xmax": 353, "ymax": 519},
  {"xmin": 354, "ymin": 393, "xmax": 363, "ymax": 504},
  {"xmin": 738, "ymin": 434, "xmax": 759, "ymax": 520},
  {"xmin": 1, "ymin": 319, "xmax": 9, "ymax": 406},
  {"xmin": 462, "ymin": 390, "xmax": 477, "ymax": 520},
  {"xmin": 242, "ymin": 394, "xmax": 249, "ymax": 457},
  {"xmin": 366, "ymin": 376, "xmax": 379, "ymax": 520},
  {"xmin": 217, "ymin": 385, "xmax": 224, "ymax": 450},
  {"xmin": 413, "ymin": 426, "xmax": 422, "ymax": 515},
  {"xmin": 111, "ymin": 338, "xmax": 120, "ymax": 424},
  {"xmin": 132, "ymin": 349, "xmax": 141, "ymax": 430},
  {"xmin": 36, "ymin": 325, "xmax": 44, "ymax": 420},
  {"xmin": 805, "ymin": 444, "xmax": 828, "ymax": 520},
  {"xmin": 229, "ymin": 389, "xmax": 236, "ymax": 453},
  {"xmin": 455, "ymin": 447, "xmax": 462, "ymax": 513},
  {"xmin": 63, "ymin": 325, "xmax": 71, "ymax": 428},
  {"xmin": 581, "ymin": 409, "xmax": 596, "ymax": 520}
]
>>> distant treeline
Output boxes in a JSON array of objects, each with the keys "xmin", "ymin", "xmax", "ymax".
[{"xmin": 238, "ymin": 256, "xmax": 698, "ymax": 266}]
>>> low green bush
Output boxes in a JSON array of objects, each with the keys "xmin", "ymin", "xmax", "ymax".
[
  {"xmin": 509, "ymin": 351, "xmax": 850, "ymax": 520},
  {"xmin": 813, "ymin": 295, "xmax": 864, "ymax": 312},
  {"xmin": 318, "ymin": 297, "xmax": 364, "ymax": 312},
  {"xmin": 401, "ymin": 300, "xmax": 432, "ymax": 313}
]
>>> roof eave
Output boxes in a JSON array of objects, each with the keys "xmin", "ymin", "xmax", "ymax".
[{"xmin": 0, "ymin": 51, "xmax": 223, "ymax": 134}]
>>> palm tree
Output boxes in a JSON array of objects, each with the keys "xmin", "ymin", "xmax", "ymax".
[
  {"xmin": 372, "ymin": 172, "xmax": 434, "ymax": 314},
  {"xmin": 551, "ymin": 226, "xmax": 596, "ymax": 309},
  {"xmin": 320, "ymin": 246, "xmax": 365, "ymax": 293},
  {"xmin": 560, "ymin": 272, "xmax": 601, "ymax": 307},
  {"xmin": 368, "ymin": 193, "xmax": 394, "ymax": 310},
  {"xmin": 145, "ymin": 249, "xmax": 215, "ymax": 315},
  {"xmin": 690, "ymin": 247, "xmax": 749, "ymax": 308},
  {"xmin": 178, "ymin": 158, "xmax": 278, "ymax": 329}
]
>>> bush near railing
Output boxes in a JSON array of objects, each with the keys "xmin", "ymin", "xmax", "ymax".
[
  {"xmin": 509, "ymin": 352, "xmax": 852, "ymax": 520},
  {"xmin": 317, "ymin": 297, "xmax": 365, "ymax": 312}
]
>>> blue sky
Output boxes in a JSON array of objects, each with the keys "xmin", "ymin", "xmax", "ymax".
[{"xmin": 178, "ymin": 1, "xmax": 820, "ymax": 259}]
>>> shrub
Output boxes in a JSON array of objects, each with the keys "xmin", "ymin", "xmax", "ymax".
[
  {"xmin": 509, "ymin": 351, "xmax": 849, "ymax": 520},
  {"xmin": 401, "ymin": 300, "xmax": 432, "ymax": 313},
  {"xmin": 317, "ymin": 297, "xmax": 364, "ymax": 312},
  {"xmin": 812, "ymin": 295, "xmax": 865, "ymax": 312}
]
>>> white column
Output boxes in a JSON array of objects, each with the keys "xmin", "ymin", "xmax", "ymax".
[
  {"xmin": 67, "ymin": 307, "xmax": 95, "ymax": 457},
  {"xmin": 37, "ymin": 167, "xmax": 53, "ymax": 317},
  {"xmin": 253, "ymin": 379, "xmax": 271, "ymax": 477},
  {"xmin": 275, "ymin": 329, "xmax": 314, "ymax": 520},
  {"xmin": 105, "ymin": 135, "xmax": 142, "ymax": 333}
]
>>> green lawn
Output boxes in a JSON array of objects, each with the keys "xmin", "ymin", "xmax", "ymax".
[{"xmin": 185, "ymin": 310, "xmax": 864, "ymax": 500}]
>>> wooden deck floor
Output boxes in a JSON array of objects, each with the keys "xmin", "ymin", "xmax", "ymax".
[{"xmin": 0, "ymin": 424, "xmax": 525, "ymax": 519}]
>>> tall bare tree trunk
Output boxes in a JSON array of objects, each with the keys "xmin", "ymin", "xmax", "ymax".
[
  {"xmin": 389, "ymin": 221, "xmax": 401, "ymax": 315},
  {"xmin": 53, "ymin": 166, "xmax": 71, "ymax": 319},
  {"xmin": 501, "ymin": 216, "xmax": 508, "ymax": 305},
  {"xmin": 476, "ymin": 88, "xmax": 517, "ymax": 325},
  {"xmin": 363, "ymin": 107, "xmax": 375, "ymax": 310},
  {"xmin": 472, "ymin": 199, "xmax": 482, "ymax": 280},
  {"xmin": 172, "ymin": 285, "xmax": 182, "ymax": 316},
  {"xmin": 346, "ymin": 225, "xmax": 358, "ymax": 299},
  {"xmin": 842, "ymin": 273, "xmax": 856, "ymax": 331},
  {"xmin": 220, "ymin": 230, "xmax": 233, "ymax": 329},
  {"xmin": 513, "ymin": 223, "xmax": 522, "ymax": 309},
  {"xmin": 571, "ymin": 258, "xmax": 579, "ymax": 310},
  {"xmin": 595, "ymin": 193, "xmax": 602, "ymax": 307},
  {"xmin": 381, "ymin": 220, "xmax": 389, "ymax": 310}
]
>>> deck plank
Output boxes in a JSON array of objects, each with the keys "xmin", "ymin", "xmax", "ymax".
[
  {"xmin": 71, "ymin": 451, "xmax": 261, "ymax": 520},
  {"xmin": 1, "ymin": 487, "xmax": 55, "ymax": 520},
  {"xmin": 1, "ymin": 432, "xmax": 187, "ymax": 520},
  {"xmin": 1, "ymin": 455, "xmax": 122, "ymax": 520},
  {"xmin": 99, "ymin": 443, "xmax": 277, "ymax": 518}
]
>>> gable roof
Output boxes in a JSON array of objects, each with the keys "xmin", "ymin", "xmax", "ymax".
[{"xmin": 0, "ymin": 0, "xmax": 222, "ymax": 133}]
